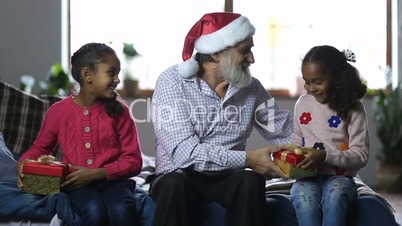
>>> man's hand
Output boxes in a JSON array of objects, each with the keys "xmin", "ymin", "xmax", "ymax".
[
  {"xmin": 245, "ymin": 146, "xmax": 288, "ymax": 179},
  {"xmin": 61, "ymin": 165, "xmax": 106, "ymax": 190},
  {"xmin": 296, "ymin": 148, "xmax": 326, "ymax": 171}
]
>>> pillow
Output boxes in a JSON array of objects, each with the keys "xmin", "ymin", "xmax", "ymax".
[
  {"xmin": 0, "ymin": 81, "xmax": 61, "ymax": 159},
  {"xmin": 0, "ymin": 131, "xmax": 17, "ymax": 183}
]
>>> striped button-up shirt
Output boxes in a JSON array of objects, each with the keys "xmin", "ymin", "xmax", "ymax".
[{"xmin": 152, "ymin": 65, "xmax": 293, "ymax": 175}]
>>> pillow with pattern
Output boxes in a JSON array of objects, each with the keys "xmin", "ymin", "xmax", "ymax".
[{"xmin": 0, "ymin": 81, "xmax": 61, "ymax": 159}]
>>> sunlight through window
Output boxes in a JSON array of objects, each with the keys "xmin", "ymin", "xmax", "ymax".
[{"xmin": 70, "ymin": 0, "xmax": 387, "ymax": 93}]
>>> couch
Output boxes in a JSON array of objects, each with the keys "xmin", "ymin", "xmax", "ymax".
[{"xmin": 0, "ymin": 81, "xmax": 399, "ymax": 226}]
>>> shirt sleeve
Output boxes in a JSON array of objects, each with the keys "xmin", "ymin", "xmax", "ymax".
[
  {"xmin": 325, "ymin": 102, "xmax": 370, "ymax": 170},
  {"xmin": 152, "ymin": 72, "xmax": 246, "ymax": 173},
  {"xmin": 253, "ymin": 83, "xmax": 294, "ymax": 145}
]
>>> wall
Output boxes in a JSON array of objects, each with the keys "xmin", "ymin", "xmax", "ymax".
[
  {"xmin": 0, "ymin": 0, "xmax": 63, "ymax": 87},
  {"xmin": 130, "ymin": 96, "xmax": 381, "ymax": 188}
]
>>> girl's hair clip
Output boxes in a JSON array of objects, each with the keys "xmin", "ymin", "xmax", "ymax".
[{"xmin": 342, "ymin": 49, "xmax": 356, "ymax": 63}]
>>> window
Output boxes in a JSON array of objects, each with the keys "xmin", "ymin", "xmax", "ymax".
[
  {"xmin": 233, "ymin": 0, "xmax": 387, "ymax": 95},
  {"xmin": 69, "ymin": 0, "xmax": 224, "ymax": 90},
  {"xmin": 69, "ymin": 0, "xmax": 387, "ymax": 93}
]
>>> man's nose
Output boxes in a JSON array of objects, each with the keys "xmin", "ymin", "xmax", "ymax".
[{"xmin": 247, "ymin": 52, "xmax": 255, "ymax": 64}]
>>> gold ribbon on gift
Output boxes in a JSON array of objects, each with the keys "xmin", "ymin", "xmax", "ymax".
[
  {"xmin": 280, "ymin": 150, "xmax": 292, "ymax": 161},
  {"xmin": 37, "ymin": 155, "xmax": 56, "ymax": 163},
  {"xmin": 35, "ymin": 155, "xmax": 65, "ymax": 167},
  {"xmin": 280, "ymin": 147, "xmax": 304, "ymax": 161}
]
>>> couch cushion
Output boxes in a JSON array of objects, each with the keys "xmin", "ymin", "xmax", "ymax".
[{"xmin": 0, "ymin": 82, "xmax": 61, "ymax": 159}]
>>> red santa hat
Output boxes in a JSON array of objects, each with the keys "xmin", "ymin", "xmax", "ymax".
[{"xmin": 178, "ymin": 12, "xmax": 255, "ymax": 78}]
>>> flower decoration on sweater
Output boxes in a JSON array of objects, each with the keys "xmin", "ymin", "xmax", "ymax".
[
  {"xmin": 299, "ymin": 112, "xmax": 312, "ymax": 125},
  {"xmin": 313, "ymin": 142, "xmax": 325, "ymax": 150},
  {"xmin": 342, "ymin": 49, "xmax": 356, "ymax": 63},
  {"xmin": 334, "ymin": 166, "xmax": 346, "ymax": 175},
  {"xmin": 339, "ymin": 143, "xmax": 348, "ymax": 151},
  {"xmin": 328, "ymin": 115, "xmax": 341, "ymax": 128}
]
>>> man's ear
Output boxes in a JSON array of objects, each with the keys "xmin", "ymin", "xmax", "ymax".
[
  {"xmin": 82, "ymin": 67, "xmax": 92, "ymax": 83},
  {"xmin": 211, "ymin": 53, "xmax": 220, "ymax": 62}
]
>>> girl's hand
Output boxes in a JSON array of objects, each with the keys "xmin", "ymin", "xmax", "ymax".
[
  {"xmin": 15, "ymin": 159, "xmax": 33, "ymax": 190},
  {"xmin": 61, "ymin": 165, "xmax": 106, "ymax": 190},
  {"xmin": 297, "ymin": 148, "xmax": 326, "ymax": 171}
]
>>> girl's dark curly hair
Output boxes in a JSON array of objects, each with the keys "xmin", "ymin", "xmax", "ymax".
[
  {"xmin": 302, "ymin": 45, "xmax": 367, "ymax": 120},
  {"xmin": 70, "ymin": 42, "xmax": 123, "ymax": 117}
]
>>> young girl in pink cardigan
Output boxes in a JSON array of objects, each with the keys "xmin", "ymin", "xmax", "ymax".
[{"xmin": 17, "ymin": 42, "xmax": 143, "ymax": 226}]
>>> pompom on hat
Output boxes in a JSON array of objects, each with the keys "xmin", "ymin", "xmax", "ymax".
[{"xmin": 178, "ymin": 12, "xmax": 256, "ymax": 78}]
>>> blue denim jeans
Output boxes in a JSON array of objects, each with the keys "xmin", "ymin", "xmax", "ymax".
[
  {"xmin": 0, "ymin": 181, "xmax": 82, "ymax": 225},
  {"xmin": 67, "ymin": 180, "xmax": 140, "ymax": 226},
  {"xmin": 290, "ymin": 175, "xmax": 357, "ymax": 226}
]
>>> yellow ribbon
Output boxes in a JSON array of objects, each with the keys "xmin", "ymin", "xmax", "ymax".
[{"xmin": 280, "ymin": 150, "xmax": 292, "ymax": 161}]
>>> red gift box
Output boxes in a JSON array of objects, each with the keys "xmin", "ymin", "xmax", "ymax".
[
  {"xmin": 273, "ymin": 148, "xmax": 305, "ymax": 165},
  {"xmin": 22, "ymin": 162, "xmax": 67, "ymax": 176},
  {"xmin": 273, "ymin": 148, "xmax": 317, "ymax": 179}
]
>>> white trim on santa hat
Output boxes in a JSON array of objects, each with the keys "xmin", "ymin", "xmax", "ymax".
[{"xmin": 195, "ymin": 16, "xmax": 255, "ymax": 54}]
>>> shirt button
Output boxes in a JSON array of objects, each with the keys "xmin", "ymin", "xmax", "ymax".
[
  {"xmin": 85, "ymin": 142, "xmax": 91, "ymax": 148},
  {"xmin": 86, "ymin": 159, "xmax": 93, "ymax": 164},
  {"xmin": 84, "ymin": 126, "xmax": 91, "ymax": 132},
  {"xmin": 83, "ymin": 109, "xmax": 89, "ymax": 115}
]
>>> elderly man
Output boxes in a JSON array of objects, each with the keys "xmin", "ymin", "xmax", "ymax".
[{"xmin": 150, "ymin": 12, "xmax": 293, "ymax": 226}]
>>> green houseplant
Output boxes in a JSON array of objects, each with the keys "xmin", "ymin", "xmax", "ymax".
[
  {"xmin": 122, "ymin": 42, "xmax": 140, "ymax": 97},
  {"xmin": 374, "ymin": 84, "xmax": 402, "ymax": 192},
  {"xmin": 20, "ymin": 63, "xmax": 74, "ymax": 96}
]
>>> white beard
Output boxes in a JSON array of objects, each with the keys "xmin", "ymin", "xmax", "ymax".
[{"xmin": 220, "ymin": 53, "xmax": 252, "ymax": 88}]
